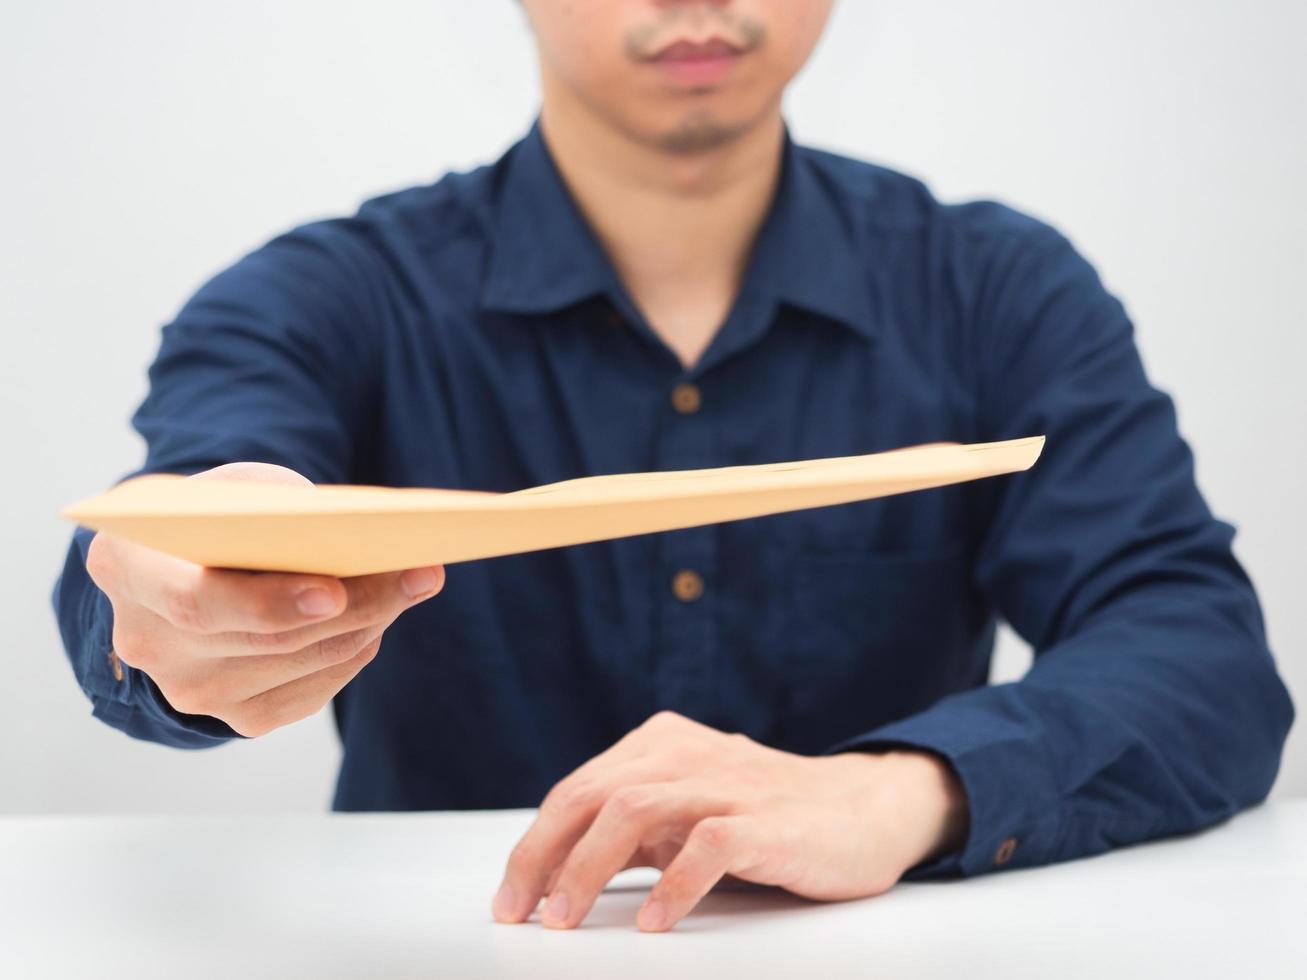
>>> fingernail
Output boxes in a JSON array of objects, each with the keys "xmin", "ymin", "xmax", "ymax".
[
  {"xmin": 543, "ymin": 891, "xmax": 569, "ymax": 927},
  {"xmin": 638, "ymin": 899, "xmax": 666, "ymax": 932},
  {"xmin": 295, "ymin": 587, "xmax": 338, "ymax": 617},
  {"xmin": 491, "ymin": 882, "xmax": 516, "ymax": 922},
  {"xmin": 401, "ymin": 567, "xmax": 439, "ymax": 598}
]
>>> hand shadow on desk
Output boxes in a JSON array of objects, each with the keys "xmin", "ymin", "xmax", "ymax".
[{"xmin": 555, "ymin": 879, "xmax": 836, "ymax": 933}]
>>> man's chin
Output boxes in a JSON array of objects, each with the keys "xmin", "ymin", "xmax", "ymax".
[{"xmin": 653, "ymin": 110, "xmax": 751, "ymax": 154}]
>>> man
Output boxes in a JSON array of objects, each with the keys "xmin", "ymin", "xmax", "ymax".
[{"xmin": 53, "ymin": 0, "xmax": 1292, "ymax": 934}]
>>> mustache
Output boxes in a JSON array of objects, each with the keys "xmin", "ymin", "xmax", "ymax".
[{"xmin": 623, "ymin": 5, "xmax": 767, "ymax": 62}]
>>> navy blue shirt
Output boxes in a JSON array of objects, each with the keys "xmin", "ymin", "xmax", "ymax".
[{"xmin": 53, "ymin": 119, "xmax": 1293, "ymax": 876}]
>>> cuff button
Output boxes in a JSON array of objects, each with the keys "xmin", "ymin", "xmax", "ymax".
[
  {"xmin": 994, "ymin": 836, "xmax": 1018, "ymax": 866},
  {"xmin": 107, "ymin": 648, "xmax": 124, "ymax": 682}
]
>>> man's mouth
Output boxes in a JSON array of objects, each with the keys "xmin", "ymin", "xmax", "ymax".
[
  {"xmin": 646, "ymin": 36, "xmax": 746, "ymax": 87},
  {"xmin": 651, "ymin": 37, "xmax": 742, "ymax": 62}
]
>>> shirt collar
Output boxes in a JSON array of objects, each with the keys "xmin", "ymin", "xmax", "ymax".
[
  {"xmin": 480, "ymin": 117, "xmax": 877, "ymax": 342},
  {"xmin": 480, "ymin": 119, "xmax": 620, "ymax": 315}
]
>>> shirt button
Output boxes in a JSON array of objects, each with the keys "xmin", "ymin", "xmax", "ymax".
[
  {"xmin": 107, "ymin": 647, "xmax": 124, "ymax": 682},
  {"xmin": 671, "ymin": 569, "xmax": 705, "ymax": 602},
  {"xmin": 670, "ymin": 382, "xmax": 701, "ymax": 414},
  {"xmin": 607, "ymin": 308, "xmax": 624, "ymax": 328},
  {"xmin": 994, "ymin": 837, "xmax": 1018, "ymax": 866}
]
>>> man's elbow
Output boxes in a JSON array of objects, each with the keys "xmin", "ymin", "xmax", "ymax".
[{"xmin": 1242, "ymin": 651, "xmax": 1295, "ymax": 803}]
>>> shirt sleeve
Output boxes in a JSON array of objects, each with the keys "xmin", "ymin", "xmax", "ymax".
[
  {"xmin": 51, "ymin": 221, "xmax": 381, "ymax": 748},
  {"xmin": 828, "ymin": 215, "xmax": 1295, "ymax": 877}
]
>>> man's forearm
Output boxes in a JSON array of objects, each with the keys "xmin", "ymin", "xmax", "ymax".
[{"xmin": 831, "ymin": 585, "xmax": 1293, "ymax": 877}]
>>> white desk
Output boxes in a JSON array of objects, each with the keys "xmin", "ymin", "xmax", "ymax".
[{"xmin": 2, "ymin": 802, "xmax": 1303, "ymax": 979}]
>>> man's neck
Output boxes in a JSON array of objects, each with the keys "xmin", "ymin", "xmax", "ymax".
[{"xmin": 538, "ymin": 96, "xmax": 785, "ymax": 370}]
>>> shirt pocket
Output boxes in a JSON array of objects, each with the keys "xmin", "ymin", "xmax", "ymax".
[{"xmin": 776, "ymin": 542, "xmax": 977, "ymax": 752}]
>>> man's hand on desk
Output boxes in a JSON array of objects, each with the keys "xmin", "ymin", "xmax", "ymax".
[
  {"xmin": 492, "ymin": 711, "xmax": 969, "ymax": 932},
  {"xmin": 84, "ymin": 461, "xmax": 446, "ymax": 737}
]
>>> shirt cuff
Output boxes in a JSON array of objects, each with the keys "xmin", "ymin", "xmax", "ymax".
[
  {"xmin": 824, "ymin": 688, "xmax": 1066, "ymax": 878},
  {"xmin": 76, "ymin": 575, "xmax": 135, "ymax": 704},
  {"xmin": 132, "ymin": 670, "xmax": 246, "ymax": 743},
  {"xmin": 76, "ymin": 551, "xmax": 245, "ymax": 746}
]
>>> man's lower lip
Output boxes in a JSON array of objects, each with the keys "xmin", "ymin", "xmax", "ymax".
[{"xmin": 650, "ymin": 51, "xmax": 741, "ymax": 87}]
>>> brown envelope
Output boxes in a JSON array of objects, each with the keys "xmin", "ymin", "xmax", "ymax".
[{"xmin": 59, "ymin": 436, "xmax": 1044, "ymax": 576}]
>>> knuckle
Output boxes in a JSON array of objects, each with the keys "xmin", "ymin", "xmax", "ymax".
[
  {"xmin": 161, "ymin": 582, "xmax": 206, "ymax": 632},
  {"xmin": 112, "ymin": 643, "xmax": 144, "ymax": 670},
  {"xmin": 162, "ymin": 680, "xmax": 211, "ymax": 717},
  {"xmin": 109, "ymin": 619, "xmax": 146, "ymax": 668},
  {"xmin": 84, "ymin": 534, "xmax": 115, "ymax": 586},
  {"xmin": 542, "ymin": 775, "xmax": 598, "ymax": 816},
  {"xmin": 316, "ymin": 629, "xmax": 368, "ymax": 665},
  {"xmin": 540, "ymin": 781, "xmax": 576, "ymax": 815},
  {"xmin": 606, "ymin": 785, "xmax": 657, "ymax": 821},
  {"xmin": 691, "ymin": 818, "xmax": 735, "ymax": 855},
  {"xmin": 646, "ymin": 710, "xmax": 685, "ymax": 730},
  {"xmin": 722, "ymin": 731, "xmax": 752, "ymax": 750}
]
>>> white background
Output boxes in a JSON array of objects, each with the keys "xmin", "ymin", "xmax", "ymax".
[{"xmin": 2, "ymin": 0, "xmax": 1303, "ymax": 813}]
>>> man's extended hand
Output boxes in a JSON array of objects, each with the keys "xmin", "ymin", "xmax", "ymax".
[
  {"xmin": 491, "ymin": 711, "xmax": 969, "ymax": 932},
  {"xmin": 85, "ymin": 462, "xmax": 445, "ymax": 738}
]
